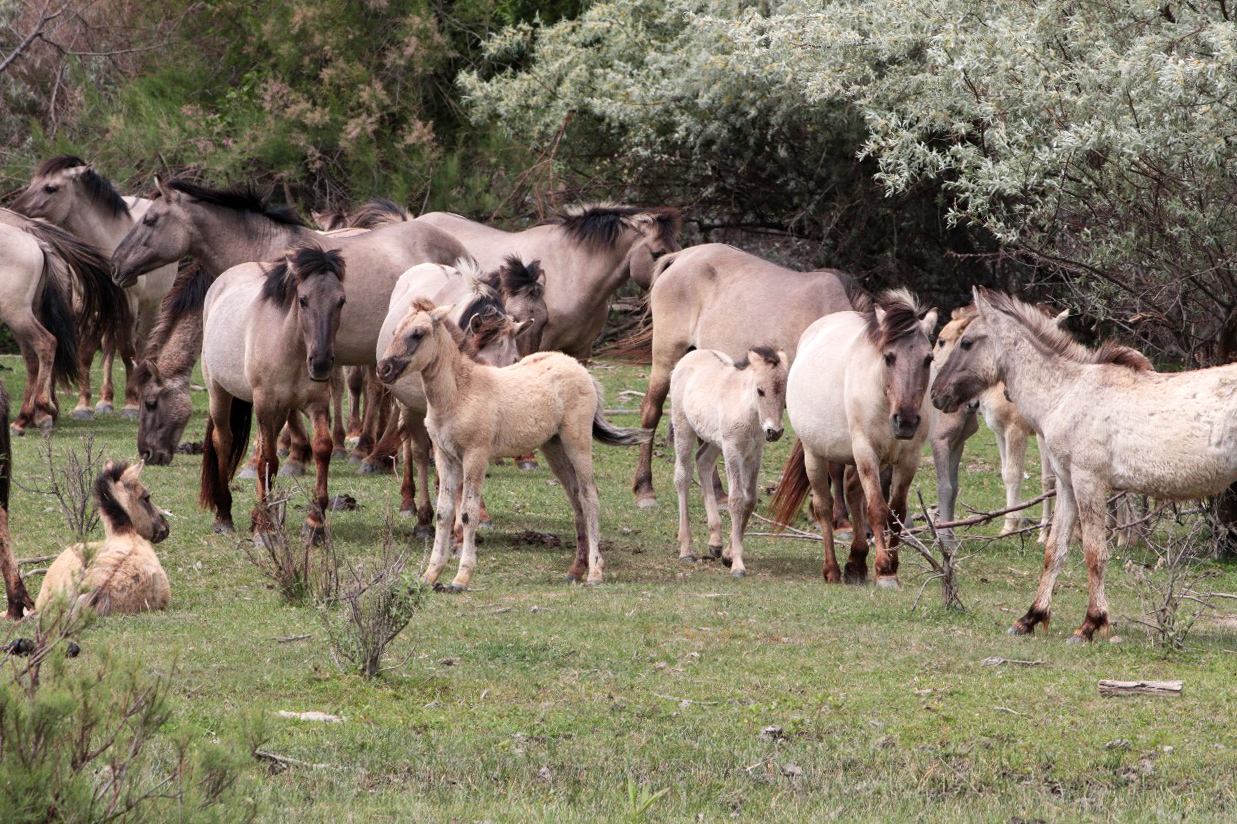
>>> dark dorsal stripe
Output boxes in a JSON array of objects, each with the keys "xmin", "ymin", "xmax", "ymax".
[
  {"xmin": 546, "ymin": 204, "xmax": 683, "ymax": 249},
  {"xmin": 37, "ymin": 155, "xmax": 130, "ymax": 219},
  {"xmin": 94, "ymin": 462, "xmax": 134, "ymax": 533},
  {"xmin": 980, "ymin": 288, "xmax": 1152, "ymax": 371},
  {"xmin": 168, "ymin": 180, "xmax": 307, "ymax": 227},
  {"xmin": 260, "ymin": 245, "xmax": 346, "ymax": 308}
]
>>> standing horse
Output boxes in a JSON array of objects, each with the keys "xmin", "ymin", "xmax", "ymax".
[
  {"xmin": 631, "ymin": 243, "xmax": 854, "ymax": 510},
  {"xmin": 12, "ymin": 156, "xmax": 178, "ymax": 417},
  {"xmin": 0, "ymin": 211, "xmax": 125, "ymax": 432},
  {"xmin": 376, "ymin": 300, "xmax": 650, "ymax": 590},
  {"xmin": 671, "ymin": 347, "xmax": 788, "ymax": 576},
  {"xmin": 770, "ymin": 290, "xmax": 937, "ymax": 587},
  {"xmin": 930, "ymin": 288, "xmax": 1183, "ymax": 641},
  {"xmin": 199, "ymin": 246, "xmax": 346, "ymax": 540},
  {"xmin": 930, "ymin": 305, "xmax": 1057, "ymax": 544},
  {"xmin": 415, "ymin": 204, "xmax": 681, "ymax": 358},
  {"xmin": 36, "ymin": 461, "xmax": 170, "ymax": 616}
]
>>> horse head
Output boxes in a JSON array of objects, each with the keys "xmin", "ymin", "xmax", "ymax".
[
  {"xmin": 468, "ymin": 310, "xmax": 530, "ymax": 368},
  {"xmin": 266, "ymin": 245, "xmax": 347, "ymax": 383},
  {"xmin": 11, "ymin": 155, "xmax": 116, "ymax": 225},
  {"xmin": 113, "ymin": 177, "xmax": 195, "ymax": 287},
  {"xmin": 489, "ymin": 256, "xmax": 548, "ymax": 355},
  {"xmin": 96, "ymin": 460, "xmax": 169, "ymax": 544},
  {"xmin": 743, "ymin": 347, "xmax": 789, "ymax": 442},
  {"xmin": 377, "ymin": 299, "xmax": 454, "ymax": 385},
  {"xmin": 869, "ymin": 290, "xmax": 937, "ymax": 440},
  {"xmin": 135, "ymin": 360, "xmax": 192, "ymax": 466},
  {"xmin": 623, "ymin": 208, "xmax": 683, "ymax": 289}
]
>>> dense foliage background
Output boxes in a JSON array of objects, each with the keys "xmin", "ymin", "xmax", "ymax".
[{"xmin": 5, "ymin": 0, "xmax": 1237, "ymax": 358}]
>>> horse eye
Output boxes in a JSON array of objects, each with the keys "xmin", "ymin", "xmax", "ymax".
[
  {"xmin": 923, "ymin": 355, "xmax": 933, "ymax": 367},
  {"xmin": 884, "ymin": 353, "xmax": 896, "ymax": 366},
  {"xmin": 143, "ymin": 214, "xmax": 157, "ymax": 226},
  {"xmin": 43, "ymin": 184, "xmax": 58, "ymax": 194},
  {"xmin": 757, "ymin": 388, "xmax": 766, "ymax": 397},
  {"xmin": 960, "ymin": 340, "xmax": 973, "ymax": 351},
  {"xmin": 144, "ymin": 398, "xmax": 157, "ymax": 410},
  {"xmin": 298, "ymin": 296, "xmax": 309, "ymax": 308},
  {"xmin": 411, "ymin": 328, "xmax": 424, "ymax": 339},
  {"xmin": 338, "ymin": 297, "xmax": 346, "ymax": 308}
]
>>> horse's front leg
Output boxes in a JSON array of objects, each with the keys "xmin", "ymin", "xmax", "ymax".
[
  {"xmin": 1012, "ymin": 461, "xmax": 1077, "ymax": 635},
  {"xmin": 1071, "ymin": 474, "xmax": 1112, "ymax": 643},
  {"xmin": 279, "ymin": 414, "xmax": 310, "ymax": 475},
  {"xmin": 449, "ymin": 452, "xmax": 489, "ymax": 592},
  {"xmin": 853, "ymin": 441, "xmax": 898, "ymax": 588},
  {"xmin": 721, "ymin": 448, "xmax": 757, "ymax": 577},
  {"xmin": 303, "ymin": 404, "xmax": 333, "ymax": 545},
  {"xmin": 73, "ymin": 333, "xmax": 99, "ymax": 420},
  {"xmin": 931, "ymin": 408, "xmax": 975, "ymax": 548},
  {"xmin": 424, "ymin": 448, "xmax": 462, "ymax": 588}
]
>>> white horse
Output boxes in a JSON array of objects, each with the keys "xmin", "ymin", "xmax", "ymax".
[
  {"xmin": 931, "ymin": 288, "xmax": 1188, "ymax": 641},
  {"xmin": 670, "ymin": 347, "xmax": 788, "ymax": 576},
  {"xmin": 376, "ymin": 299, "xmax": 650, "ymax": 590},
  {"xmin": 771, "ymin": 290, "xmax": 937, "ymax": 587}
]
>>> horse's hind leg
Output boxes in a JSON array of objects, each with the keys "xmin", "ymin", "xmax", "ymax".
[
  {"xmin": 546, "ymin": 432, "xmax": 603, "ymax": 584},
  {"xmin": 803, "ymin": 449, "xmax": 839, "ymax": 582},
  {"xmin": 842, "ymin": 466, "xmax": 869, "ymax": 583},
  {"xmin": 279, "ymin": 413, "xmax": 310, "ymax": 477},
  {"xmin": 1072, "ymin": 475, "xmax": 1112, "ymax": 643},
  {"xmin": 8, "ymin": 319, "xmax": 44, "ymax": 431},
  {"xmin": 829, "ymin": 462, "xmax": 850, "ymax": 529},
  {"xmin": 671, "ymin": 411, "xmax": 698, "ymax": 562},
  {"xmin": 73, "ymin": 329, "xmax": 100, "ymax": 420},
  {"xmin": 361, "ymin": 409, "xmax": 402, "ymax": 474},
  {"xmin": 632, "ymin": 337, "xmax": 683, "ymax": 508},
  {"xmin": 398, "ymin": 409, "xmax": 434, "ymax": 535},
  {"xmin": 1012, "ymin": 468, "xmax": 1078, "ymax": 635},
  {"xmin": 0, "ymin": 509, "xmax": 33, "ymax": 619},
  {"xmin": 345, "ymin": 365, "xmax": 364, "ymax": 440},
  {"xmin": 330, "ymin": 370, "xmax": 347, "ymax": 456},
  {"xmin": 12, "ymin": 313, "xmax": 59, "ymax": 430},
  {"xmin": 998, "ymin": 423, "xmax": 1031, "ymax": 536}
]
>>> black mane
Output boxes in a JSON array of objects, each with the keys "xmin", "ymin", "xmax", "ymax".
[
  {"xmin": 168, "ymin": 180, "xmax": 307, "ymax": 227},
  {"xmin": 261, "ymin": 245, "xmax": 346, "ymax": 308},
  {"xmin": 94, "ymin": 461, "xmax": 134, "ymax": 532},
  {"xmin": 487, "ymin": 256, "xmax": 544, "ymax": 299},
  {"xmin": 37, "ymin": 155, "xmax": 129, "ymax": 219},
  {"xmin": 546, "ymin": 204, "xmax": 682, "ymax": 249}
]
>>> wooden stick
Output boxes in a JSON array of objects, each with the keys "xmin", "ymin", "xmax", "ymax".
[{"xmin": 1098, "ymin": 680, "xmax": 1183, "ymax": 697}]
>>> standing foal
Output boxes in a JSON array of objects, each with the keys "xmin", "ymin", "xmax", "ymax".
[{"xmin": 670, "ymin": 348, "xmax": 788, "ymax": 576}]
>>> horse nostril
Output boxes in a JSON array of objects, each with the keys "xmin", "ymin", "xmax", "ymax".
[{"xmin": 140, "ymin": 449, "xmax": 152, "ymax": 461}]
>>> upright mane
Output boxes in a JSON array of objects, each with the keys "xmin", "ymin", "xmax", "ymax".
[
  {"xmin": 733, "ymin": 346, "xmax": 782, "ymax": 370},
  {"xmin": 38, "ymin": 155, "xmax": 130, "ymax": 219},
  {"xmin": 94, "ymin": 461, "xmax": 134, "ymax": 534},
  {"xmin": 545, "ymin": 204, "xmax": 682, "ymax": 249},
  {"xmin": 348, "ymin": 197, "xmax": 410, "ymax": 229},
  {"xmin": 167, "ymin": 180, "xmax": 307, "ymax": 227},
  {"xmin": 860, "ymin": 288, "xmax": 929, "ymax": 349},
  {"xmin": 260, "ymin": 245, "xmax": 346, "ymax": 308},
  {"xmin": 485, "ymin": 256, "xmax": 544, "ymax": 300},
  {"xmin": 979, "ymin": 288, "xmax": 1152, "ymax": 371}
]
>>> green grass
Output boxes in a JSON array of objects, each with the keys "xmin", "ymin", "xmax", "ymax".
[{"xmin": 5, "ymin": 355, "xmax": 1237, "ymax": 822}]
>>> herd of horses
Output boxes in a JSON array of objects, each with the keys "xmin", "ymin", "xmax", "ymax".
[{"xmin": 4, "ymin": 155, "xmax": 1237, "ymax": 643}]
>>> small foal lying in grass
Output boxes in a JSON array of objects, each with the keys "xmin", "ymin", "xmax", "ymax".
[
  {"xmin": 37, "ymin": 460, "xmax": 171, "ymax": 615},
  {"xmin": 670, "ymin": 347, "xmax": 788, "ymax": 576}
]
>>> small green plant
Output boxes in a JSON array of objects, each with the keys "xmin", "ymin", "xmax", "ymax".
[{"xmin": 625, "ymin": 774, "xmax": 670, "ymax": 823}]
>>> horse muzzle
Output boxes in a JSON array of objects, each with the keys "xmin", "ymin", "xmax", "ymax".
[
  {"xmin": 764, "ymin": 426, "xmax": 784, "ymax": 443},
  {"xmin": 307, "ymin": 357, "xmax": 334, "ymax": 383},
  {"xmin": 151, "ymin": 519, "xmax": 170, "ymax": 544},
  {"xmin": 140, "ymin": 447, "xmax": 173, "ymax": 467},
  {"xmin": 376, "ymin": 357, "xmax": 407, "ymax": 384},
  {"xmin": 891, "ymin": 413, "xmax": 921, "ymax": 440},
  {"xmin": 930, "ymin": 391, "xmax": 960, "ymax": 414}
]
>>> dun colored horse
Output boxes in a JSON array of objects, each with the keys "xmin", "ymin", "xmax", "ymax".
[
  {"xmin": 770, "ymin": 290, "xmax": 937, "ymax": 587},
  {"xmin": 0, "ymin": 211, "xmax": 126, "ymax": 432},
  {"xmin": 376, "ymin": 299, "xmax": 650, "ymax": 590},
  {"xmin": 671, "ymin": 347, "xmax": 788, "ymax": 576},
  {"xmin": 36, "ymin": 460, "xmax": 171, "ymax": 616},
  {"xmin": 631, "ymin": 244, "xmax": 854, "ymax": 510},
  {"xmin": 199, "ymin": 245, "xmax": 347, "ymax": 540},
  {"xmin": 931, "ymin": 288, "xmax": 1180, "ymax": 641},
  {"xmin": 415, "ymin": 204, "xmax": 681, "ymax": 358},
  {"xmin": 12, "ymin": 156, "xmax": 178, "ymax": 417}
]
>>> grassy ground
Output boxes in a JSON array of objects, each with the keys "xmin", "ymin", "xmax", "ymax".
[{"xmin": 5, "ymin": 355, "xmax": 1237, "ymax": 823}]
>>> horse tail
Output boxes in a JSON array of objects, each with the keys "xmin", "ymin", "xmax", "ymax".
[
  {"xmin": 24, "ymin": 220, "xmax": 132, "ymax": 353},
  {"xmin": 33, "ymin": 252, "xmax": 83, "ymax": 390},
  {"xmin": 0, "ymin": 382, "xmax": 10, "ymax": 510},
  {"xmin": 768, "ymin": 438, "xmax": 811, "ymax": 531},
  {"xmin": 590, "ymin": 380, "xmax": 652, "ymax": 446},
  {"xmin": 198, "ymin": 399, "xmax": 254, "ymax": 511}
]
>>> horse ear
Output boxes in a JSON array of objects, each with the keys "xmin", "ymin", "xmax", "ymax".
[
  {"xmin": 154, "ymin": 176, "xmax": 176, "ymax": 203},
  {"xmin": 874, "ymin": 305, "xmax": 887, "ymax": 326},
  {"xmin": 65, "ymin": 164, "xmax": 92, "ymax": 179},
  {"xmin": 121, "ymin": 461, "xmax": 144, "ymax": 483},
  {"xmin": 919, "ymin": 308, "xmax": 938, "ymax": 337},
  {"xmin": 469, "ymin": 313, "xmax": 484, "ymax": 333},
  {"xmin": 777, "ymin": 349, "xmax": 789, "ymax": 368},
  {"xmin": 512, "ymin": 318, "xmax": 533, "ymax": 335},
  {"xmin": 430, "ymin": 304, "xmax": 454, "ymax": 324},
  {"xmin": 1053, "ymin": 308, "xmax": 1070, "ymax": 326},
  {"xmin": 103, "ymin": 459, "xmax": 117, "ymax": 475}
]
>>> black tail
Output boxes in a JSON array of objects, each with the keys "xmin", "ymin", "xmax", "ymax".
[
  {"xmin": 35, "ymin": 270, "xmax": 83, "ymax": 390},
  {"xmin": 25, "ymin": 220, "xmax": 133, "ymax": 350},
  {"xmin": 0, "ymin": 381, "xmax": 10, "ymax": 509},
  {"xmin": 590, "ymin": 381, "xmax": 651, "ymax": 446},
  {"xmin": 198, "ymin": 399, "xmax": 254, "ymax": 512}
]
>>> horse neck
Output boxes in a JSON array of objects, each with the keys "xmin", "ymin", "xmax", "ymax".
[
  {"xmin": 418, "ymin": 328, "xmax": 476, "ymax": 417},
  {"xmin": 62, "ymin": 196, "xmax": 132, "ymax": 256},
  {"xmin": 194, "ymin": 212, "xmax": 307, "ymax": 277},
  {"xmin": 993, "ymin": 327, "xmax": 1081, "ymax": 429}
]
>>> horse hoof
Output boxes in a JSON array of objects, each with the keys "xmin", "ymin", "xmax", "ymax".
[
  {"xmin": 447, "ymin": 583, "xmax": 467, "ymax": 594},
  {"xmin": 358, "ymin": 460, "xmax": 391, "ymax": 475},
  {"xmin": 332, "ymin": 449, "xmax": 349, "ymax": 460},
  {"xmin": 8, "ymin": 424, "xmax": 24, "ymax": 437},
  {"xmin": 71, "ymin": 408, "xmax": 93, "ymax": 421},
  {"xmin": 119, "ymin": 406, "xmax": 139, "ymax": 420},
  {"xmin": 37, "ymin": 417, "xmax": 54, "ymax": 432},
  {"xmin": 564, "ymin": 573, "xmax": 579, "ymax": 584},
  {"xmin": 301, "ymin": 523, "xmax": 327, "ymax": 545},
  {"xmin": 213, "ymin": 521, "xmax": 234, "ymax": 534},
  {"xmin": 875, "ymin": 577, "xmax": 901, "ymax": 590},
  {"xmin": 277, "ymin": 463, "xmax": 306, "ymax": 478},
  {"xmin": 413, "ymin": 524, "xmax": 435, "ymax": 539},
  {"xmin": 843, "ymin": 572, "xmax": 867, "ymax": 585},
  {"xmin": 479, "ymin": 518, "xmax": 493, "ymax": 530},
  {"xmin": 584, "ymin": 578, "xmax": 602, "ymax": 587},
  {"xmin": 732, "ymin": 570, "xmax": 746, "ymax": 579},
  {"xmin": 679, "ymin": 554, "xmax": 698, "ymax": 564},
  {"xmin": 238, "ymin": 466, "xmax": 258, "ymax": 480},
  {"xmin": 517, "ymin": 459, "xmax": 539, "ymax": 471},
  {"xmin": 1066, "ymin": 633, "xmax": 1090, "ymax": 645},
  {"xmin": 1007, "ymin": 624, "xmax": 1031, "ymax": 636},
  {"xmin": 347, "ymin": 453, "xmax": 364, "ymax": 465},
  {"xmin": 95, "ymin": 402, "xmax": 114, "ymax": 415},
  {"xmin": 636, "ymin": 497, "xmax": 658, "ymax": 510}
]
